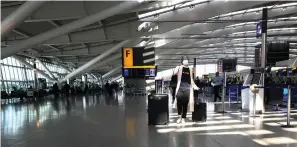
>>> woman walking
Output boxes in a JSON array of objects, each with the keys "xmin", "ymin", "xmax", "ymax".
[{"xmin": 163, "ymin": 55, "xmax": 199, "ymax": 123}]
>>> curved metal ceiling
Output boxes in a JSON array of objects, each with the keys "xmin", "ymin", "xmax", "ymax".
[{"xmin": 1, "ymin": 0, "xmax": 297, "ymax": 79}]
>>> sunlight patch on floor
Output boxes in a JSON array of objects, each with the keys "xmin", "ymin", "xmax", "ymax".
[{"xmin": 253, "ymin": 137, "xmax": 297, "ymax": 146}]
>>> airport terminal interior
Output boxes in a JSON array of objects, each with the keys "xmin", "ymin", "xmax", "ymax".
[{"xmin": 1, "ymin": 1, "xmax": 297, "ymax": 147}]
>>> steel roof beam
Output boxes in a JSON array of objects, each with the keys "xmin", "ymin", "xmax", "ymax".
[
  {"xmin": 1, "ymin": 1, "xmax": 48, "ymax": 38},
  {"xmin": 13, "ymin": 55, "xmax": 57, "ymax": 82},
  {"xmin": 59, "ymin": 40, "xmax": 130, "ymax": 83},
  {"xmin": 1, "ymin": 1, "xmax": 141, "ymax": 59}
]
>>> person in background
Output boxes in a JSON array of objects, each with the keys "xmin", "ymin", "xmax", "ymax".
[
  {"xmin": 53, "ymin": 83, "xmax": 59, "ymax": 98},
  {"xmin": 65, "ymin": 83, "xmax": 70, "ymax": 98},
  {"xmin": 84, "ymin": 84, "xmax": 89, "ymax": 94},
  {"xmin": 194, "ymin": 76, "xmax": 201, "ymax": 98},
  {"xmin": 162, "ymin": 55, "xmax": 199, "ymax": 124},
  {"xmin": 105, "ymin": 81, "xmax": 111, "ymax": 95},
  {"xmin": 212, "ymin": 72, "xmax": 222, "ymax": 102}
]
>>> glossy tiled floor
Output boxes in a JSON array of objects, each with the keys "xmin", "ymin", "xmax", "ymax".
[{"xmin": 1, "ymin": 93, "xmax": 297, "ymax": 147}]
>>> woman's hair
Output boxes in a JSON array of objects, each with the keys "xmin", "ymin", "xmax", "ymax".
[{"xmin": 180, "ymin": 55, "xmax": 189, "ymax": 63}]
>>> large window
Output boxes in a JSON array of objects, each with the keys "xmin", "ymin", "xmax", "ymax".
[{"xmin": 0, "ymin": 57, "xmax": 70, "ymax": 92}]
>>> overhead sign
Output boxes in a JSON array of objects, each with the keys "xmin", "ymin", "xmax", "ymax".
[
  {"xmin": 256, "ymin": 22, "xmax": 262, "ymax": 38},
  {"xmin": 122, "ymin": 47, "xmax": 157, "ymax": 78},
  {"xmin": 122, "ymin": 47, "xmax": 155, "ymax": 68},
  {"xmin": 123, "ymin": 48, "xmax": 133, "ymax": 67}
]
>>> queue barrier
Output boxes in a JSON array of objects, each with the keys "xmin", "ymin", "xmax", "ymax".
[
  {"xmin": 254, "ymin": 85, "xmax": 296, "ymax": 128},
  {"xmin": 218, "ymin": 85, "xmax": 296, "ymax": 127}
]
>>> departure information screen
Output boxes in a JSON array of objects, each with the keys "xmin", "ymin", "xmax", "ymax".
[{"xmin": 123, "ymin": 68, "xmax": 157, "ymax": 78}]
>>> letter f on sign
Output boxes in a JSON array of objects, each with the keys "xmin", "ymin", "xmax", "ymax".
[
  {"xmin": 123, "ymin": 48, "xmax": 133, "ymax": 67},
  {"xmin": 126, "ymin": 50, "xmax": 130, "ymax": 57}
]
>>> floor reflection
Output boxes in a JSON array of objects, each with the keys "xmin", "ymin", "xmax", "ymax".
[
  {"xmin": 1, "ymin": 93, "xmax": 297, "ymax": 147},
  {"xmin": 1, "ymin": 93, "xmax": 121, "ymax": 137}
]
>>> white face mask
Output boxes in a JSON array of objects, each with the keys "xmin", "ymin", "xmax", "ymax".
[{"xmin": 182, "ymin": 60, "xmax": 189, "ymax": 65}]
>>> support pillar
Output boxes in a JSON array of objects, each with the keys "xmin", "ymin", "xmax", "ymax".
[
  {"xmin": 194, "ymin": 58, "xmax": 197, "ymax": 77},
  {"xmin": 83, "ymin": 74, "xmax": 88, "ymax": 90},
  {"xmin": 111, "ymin": 75, "xmax": 122, "ymax": 82},
  {"xmin": 59, "ymin": 40, "xmax": 130, "ymax": 83},
  {"xmin": 260, "ymin": 8, "xmax": 268, "ymax": 113},
  {"xmin": 1, "ymin": 1, "xmax": 140, "ymax": 59},
  {"xmin": 0, "ymin": 69, "xmax": 6, "ymax": 91},
  {"xmin": 23, "ymin": 65, "xmax": 29, "ymax": 88},
  {"xmin": 102, "ymin": 66, "xmax": 121, "ymax": 79},
  {"xmin": 90, "ymin": 73, "xmax": 99, "ymax": 82},
  {"xmin": 36, "ymin": 58, "xmax": 57, "ymax": 80},
  {"xmin": 33, "ymin": 59, "xmax": 38, "ymax": 89},
  {"xmin": 1, "ymin": 1, "xmax": 47, "ymax": 37},
  {"xmin": 261, "ymin": 8, "xmax": 267, "ymax": 71}
]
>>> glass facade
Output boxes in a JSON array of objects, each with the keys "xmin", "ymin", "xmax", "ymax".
[{"xmin": 0, "ymin": 57, "xmax": 69, "ymax": 93}]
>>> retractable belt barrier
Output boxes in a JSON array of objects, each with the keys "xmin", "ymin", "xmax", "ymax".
[
  {"xmin": 253, "ymin": 85, "xmax": 296, "ymax": 128},
  {"xmin": 218, "ymin": 85, "xmax": 296, "ymax": 127}
]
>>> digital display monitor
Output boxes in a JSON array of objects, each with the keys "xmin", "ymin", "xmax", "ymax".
[
  {"xmin": 251, "ymin": 73, "xmax": 261, "ymax": 84},
  {"xmin": 287, "ymin": 68, "xmax": 293, "ymax": 76},
  {"xmin": 278, "ymin": 69, "xmax": 287, "ymax": 77},
  {"xmin": 122, "ymin": 67, "xmax": 157, "ymax": 78},
  {"xmin": 123, "ymin": 68, "xmax": 129, "ymax": 77}
]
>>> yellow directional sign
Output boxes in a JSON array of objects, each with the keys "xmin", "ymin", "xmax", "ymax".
[{"xmin": 123, "ymin": 48, "xmax": 133, "ymax": 67}]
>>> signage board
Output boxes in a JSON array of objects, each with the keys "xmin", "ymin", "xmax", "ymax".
[
  {"xmin": 122, "ymin": 47, "xmax": 156, "ymax": 78},
  {"xmin": 256, "ymin": 22, "xmax": 262, "ymax": 38}
]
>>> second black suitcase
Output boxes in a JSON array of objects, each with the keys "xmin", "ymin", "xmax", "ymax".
[
  {"xmin": 148, "ymin": 94, "xmax": 169, "ymax": 125},
  {"xmin": 192, "ymin": 102, "xmax": 207, "ymax": 122}
]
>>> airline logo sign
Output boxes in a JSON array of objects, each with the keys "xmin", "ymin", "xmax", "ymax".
[{"xmin": 123, "ymin": 48, "xmax": 133, "ymax": 67}]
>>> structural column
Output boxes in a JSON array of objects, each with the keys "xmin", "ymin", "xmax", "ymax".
[
  {"xmin": 194, "ymin": 58, "xmax": 197, "ymax": 77},
  {"xmin": 0, "ymin": 69, "xmax": 6, "ymax": 91},
  {"xmin": 36, "ymin": 58, "xmax": 57, "ymax": 80},
  {"xmin": 23, "ymin": 65, "xmax": 29, "ymax": 88},
  {"xmin": 33, "ymin": 59, "xmax": 38, "ymax": 89},
  {"xmin": 260, "ymin": 8, "xmax": 268, "ymax": 113},
  {"xmin": 83, "ymin": 74, "xmax": 88, "ymax": 90},
  {"xmin": 59, "ymin": 40, "xmax": 130, "ymax": 83},
  {"xmin": 111, "ymin": 75, "xmax": 122, "ymax": 82},
  {"xmin": 1, "ymin": 1, "xmax": 47, "ymax": 37},
  {"xmin": 102, "ymin": 66, "xmax": 121, "ymax": 79},
  {"xmin": 260, "ymin": 8, "xmax": 268, "ymax": 70}
]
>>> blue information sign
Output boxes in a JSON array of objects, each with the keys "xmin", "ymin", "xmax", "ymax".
[
  {"xmin": 256, "ymin": 22, "xmax": 262, "ymax": 38},
  {"xmin": 124, "ymin": 68, "xmax": 129, "ymax": 77},
  {"xmin": 229, "ymin": 87, "xmax": 238, "ymax": 101}
]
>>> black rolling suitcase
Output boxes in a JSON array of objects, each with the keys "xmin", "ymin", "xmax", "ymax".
[
  {"xmin": 192, "ymin": 102, "xmax": 207, "ymax": 122},
  {"xmin": 148, "ymin": 94, "xmax": 169, "ymax": 125},
  {"xmin": 192, "ymin": 91, "xmax": 207, "ymax": 122}
]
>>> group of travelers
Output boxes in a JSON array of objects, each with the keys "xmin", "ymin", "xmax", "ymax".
[{"xmin": 51, "ymin": 81, "xmax": 121, "ymax": 99}]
